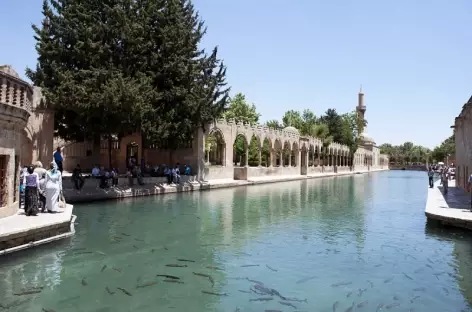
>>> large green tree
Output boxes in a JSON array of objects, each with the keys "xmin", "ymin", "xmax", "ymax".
[
  {"xmin": 28, "ymin": 0, "xmax": 229, "ymax": 166},
  {"xmin": 431, "ymin": 135, "xmax": 455, "ymax": 163}
]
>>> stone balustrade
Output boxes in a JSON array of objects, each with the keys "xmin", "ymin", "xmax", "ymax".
[{"xmin": 0, "ymin": 67, "xmax": 33, "ymax": 126}]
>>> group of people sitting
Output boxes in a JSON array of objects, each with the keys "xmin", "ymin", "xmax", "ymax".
[{"xmin": 20, "ymin": 161, "xmax": 64, "ymax": 216}]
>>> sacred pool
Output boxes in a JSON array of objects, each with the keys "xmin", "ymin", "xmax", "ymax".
[{"xmin": 0, "ymin": 171, "xmax": 471, "ymax": 312}]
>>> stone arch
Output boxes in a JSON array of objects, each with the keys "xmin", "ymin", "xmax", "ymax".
[
  {"xmin": 283, "ymin": 141, "xmax": 291, "ymax": 166},
  {"xmin": 274, "ymin": 138, "xmax": 283, "ymax": 167},
  {"xmin": 261, "ymin": 137, "xmax": 272, "ymax": 167},
  {"xmin": 248, "ymin": 134, "xmax": 262, "ymax": 167},
  {"xmin": 206, "ymin": 128, "xmax": 226, "ymax": 166},
  {"xmin": 291, "ymin": 141, "xmax": 299, "ymax": 167},
  {"xmin": 233, "ymin": 133, "xmax": 248, "ymax": 167},
  {"xmin": 308, "ymin": 144, "xmax": 315, "ymax": 166}
]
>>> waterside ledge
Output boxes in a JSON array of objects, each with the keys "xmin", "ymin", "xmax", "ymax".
[
  {"xmin": 425, "ymin": 179, "xmax": 472, "ymax": 230},
  {"xmin": 0, "ymin": 204, "xmax": 76, "ymax": 256},
  {"xmin": 64, "ymin": 168, "xmax": 389, "ymax": 204}
]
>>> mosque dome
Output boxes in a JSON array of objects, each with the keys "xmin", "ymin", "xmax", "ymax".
[
  {"xmin": 283, "ymin": 126, "xmax": 300, "ymax": 134},
  {"xmin": 359, "ymin": 132, "xmax": 375, "ymax": 145}
]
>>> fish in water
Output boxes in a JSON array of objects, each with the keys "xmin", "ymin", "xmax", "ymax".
[
  {"xmin": 133, "ymin": 245, "xmax": 139, "ymax": 249},
  {"xmin": 266, "ymin": 265, "xmax": 278, "ymax": 272},
  {"xmin": 367, "ymin": 280, "xmax": 374, "ymax": 288},
  {"xmin": 134, "ymin": 238, "xmax": 144, "ymax": 242},
  {"xmin": 426, "ymin": 264, "xmax": 433, "ymax": 269},
  {"xmin": 374, "ymin": 264, "xmax": 382, "ymax": 267},
  {"xmin": 136, "ymin": 281, "xmax": 157, "ymax": 288},
  {"xmin": 112, "ymin": 267, "xmax": 122, "ymax": 273},
  {"xmin": 357, "ymin": 301, "xmax": 368, "ymax": 308},
  {"xmin": 279, "ymin": 301, "xmax": 297, "ymax": 309},
  {"xmin": 151, "ymin": 249, "xmax": 156, "ymax": 253},
  {"xmin": 296, "ymin": 276, "xmax": 316, "ymax": 284},
  {"xmin": 358, "ymin": 288, "xmax": 367, "ymax": 297},
  {"xmin": 384, "ymin": 277, "xmax": 394, "ymax": 283},
  {"xmin": 238, "ymin": 290, "xmax": 252, "ymax": 294},
  {"xmin": 101, "ymin": 265, "xmax": 108, "ymax": 272},
  {"xmin": 156, "ymin": 274, "xmax": 180, "ymax": 280},
  {"xmin": 202, "ymin": 290, "xmax": 228, "ymax": 296},
  {"xmin": 346, "ymin": 291, "xmax": 353, "ymax": 298},
  {"xmin": 250, "ymin": 297, "xmax": 274, "ymax": 302},
  {"xmin": 402, "ymin": 272, "xmax": 413, "ymax": 280},
  {"xmin": 117, "ymin": 287, "xmax": 132, "ymax": 296},
  {"xmin": 105, "ymin": 286, "xmax": 115, "ymax": 295},
  {"xmin": 345, "ymin": 302, "xmax": 355, "ymax": 312},
  {"xmin": 193, "ymin": 272, "xmax": 215, "ymax": 287},
  {"xmin": 241, "ymin": 264, "xmax": 259, "ymax": 267},
  {"xmin": 96, "ymin": 251, "xmax": 106, "ymax": 256},
  {"xmin": 333, "ymin": 301, "xmax": 340, "ymax": 312},
  {"xmin": 81, "ymin": 278, "xmax": 87, "ymax": 286},
  {"xmin": 265, "ymin": 310, "xmax": 282, "ymax": 312},
  {"xmin": 393, "ymin": 295, "xmax": 400, "ymax": 300},
  {"xmin": 206, "ymin": 266, "xmax": 223, "ymax": 271},
  {"xmin": 442, "ymin": 287, "xmax": 449, "ymax": 295},
  {"xmin": 121, "ymin": 233, "xmax": 130, "ymax": 236},
  {"xmin": 13, "ymin": 289, "xmax": 42, "ymax": 296},
  {"xmin": 284, "ymin": 297, "xmax": 307, "ymax": 303},
  {"xmin": 247, "ymin": 278, "xmax": 264, "ymax": 285},
  {"xmin": 177, "ymin": 258, "xmax": 195, "ymax": 262},
  {"xmin": 331, "ymin": 281, "xmax": 352, "ymax": 287},
  {"xmin": 42, "ymin": 309, "xmax": 56, "ymax": 312},
  {"xmin": 376, "ymin": 303, "xmax": 384, "ymax": 312},
  {"xmin": 385, "ymin": 302, "xmax": 400, "ymax": 309},
  {"xmin": 410, "ymin": 295, "xmax": 420, "ymax": 303},
  {"xmin": 164, "ymin": 279, "xmax": 184, "ymax": 284},
  {"xmin": 413, "ymin": 287, "xmax": 426, "ymax": 292},
  {"xmin": 166, "ymin": 264, "xmax": 188, "ymax": 268}
]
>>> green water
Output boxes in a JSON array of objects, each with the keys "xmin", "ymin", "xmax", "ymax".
[{"xmin": 1, "ymin": 171, "xmax": 472, "ymax": 312}]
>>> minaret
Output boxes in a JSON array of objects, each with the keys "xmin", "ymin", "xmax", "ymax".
[{"xmin": 356, "ymin": 86, "xmax": 366, "ymax": 135}]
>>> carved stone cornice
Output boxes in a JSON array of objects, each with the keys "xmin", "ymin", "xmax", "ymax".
[{"xmin": 0, "ymin": 102, "xmax": 30, "ymax": 128}]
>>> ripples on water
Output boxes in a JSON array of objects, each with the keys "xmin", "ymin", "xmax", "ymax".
[{"xmin": 0, "ymin": 171, "xmax": 471, "ymax": 312}]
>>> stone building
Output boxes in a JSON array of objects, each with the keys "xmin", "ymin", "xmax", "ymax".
[
  {"xmin": 352, "ymin": 88, "xmax": 388, "ymax": 171},
  {"xmin": 60, "ymin": 90, "xmax": 388, "ymax": 180},
  {"xmin": 0, "ymin": 65, "xmax": 53, "ymax": 218},
  {"xmin": 453, "ymin": 96, "xmax": 472, "ymax": 191}
]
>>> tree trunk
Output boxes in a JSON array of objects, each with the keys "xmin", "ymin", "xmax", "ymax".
[{"xmin": 108, "ymin": 136, "xmax": 112, "ymax": 169}]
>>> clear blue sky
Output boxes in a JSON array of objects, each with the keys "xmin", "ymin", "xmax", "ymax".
[{"xmin": 2, "ymin": 0, "xmax": 470, "ymax": 148}]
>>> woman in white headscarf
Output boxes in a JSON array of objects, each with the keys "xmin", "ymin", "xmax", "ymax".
[{"xmin": 45, "ymin": 161, "xmax": 63, "ymax": 213}]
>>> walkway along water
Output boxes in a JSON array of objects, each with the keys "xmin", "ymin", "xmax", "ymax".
[
  {"xmin": 63, "ymin": 168, "xmax": 388, "ymax": 203},
  {"xmin": 425, "ymin": 179, "xmax": 472, "ymax": 230}
]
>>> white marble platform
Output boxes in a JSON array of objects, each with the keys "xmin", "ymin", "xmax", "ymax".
[
  {"xmin": 0, "ymin": 204, "xmax": 75, "ymax": 255},
  {"xmin": 425, "ymin": 180, "xmax": 472, "ymax": 230}
]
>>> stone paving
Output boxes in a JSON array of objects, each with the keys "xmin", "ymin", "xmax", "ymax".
[
  {"xmin": 0, "ymin": 204, "xmax": 75, "ymax": 255},
  {"xmin": 425, "ymin": 179, "xmax": 472, "ymax": 230}
]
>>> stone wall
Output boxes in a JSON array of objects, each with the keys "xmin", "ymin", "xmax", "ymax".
[
  {"xmin": 0, "ymin": 66, "xmax": 32, "ymax": 218},
  {"xmin": 454, "ymin": 99, "xmax": 472, "ymax": 192}
]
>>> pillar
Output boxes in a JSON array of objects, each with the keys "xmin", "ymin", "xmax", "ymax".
[
  {"xmin": 245, "ymin": 147, "xmax": 249, "ymax": 166},
  {"xmin": 258, "ymin": 148, "xmax": 262, "ymax": 167}
]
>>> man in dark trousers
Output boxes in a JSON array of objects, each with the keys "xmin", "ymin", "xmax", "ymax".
[{"xmin": 428, "ymin": 167, "xmax": 434, "ymax": 188}]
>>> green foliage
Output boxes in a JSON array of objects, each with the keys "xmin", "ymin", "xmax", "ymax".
[
  {"xmin": 265, "ymin": 120, "xmax": 283, "ymax": 129},
  {"xmin": 28, "ymin": 0, "xmax": 229, "ymax": 152},
  {"xmin": 431, "ymin": 135, "xmax": 455, "ymax": 163},
  {"xmin": 223, "ymin": 93, "xmax": 260, "ymax": 124},
  {"xmin": 379, "ymin": 142, "xmax": 432, "ymax": 164}
]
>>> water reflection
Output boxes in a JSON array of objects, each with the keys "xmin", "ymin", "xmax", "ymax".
[{"xmin": 0, "ymin": 171, "xmax": 471, "ymax": 312}]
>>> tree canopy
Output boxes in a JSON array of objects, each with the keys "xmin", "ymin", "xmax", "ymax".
[
  {"xmin": 379, "ymin": 142, "xmax": 432, "ymax": 164},
  {"xmin": 431, "ymin": 135, "xmax": 455, "ymax": 163},
  {"xmin": 28, "ymin": 0, "xmax": 230, "ymax": 156}
]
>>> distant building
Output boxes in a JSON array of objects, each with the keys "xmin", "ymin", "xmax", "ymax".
[
  {"xmin": 0, "ymin": 65, "xmax": 53, "ymax": 218},
  {"xmin": 453, "ymin": 96, "xmax": 472, "ymax": 191}
]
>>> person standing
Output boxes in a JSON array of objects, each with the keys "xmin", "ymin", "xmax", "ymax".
[
  {"xmin": 53, "ymin": 147, "xmax": 63, "ymax": 173},
  {"xmin": 23, "ymin": 166, "xmax": 40, "ymax": 216},
  {"xmin": 72, "ymin": 164, "xmax": 85, "ymax": 190},
  {"xmin": 45, "ymin": 161, "xmax": 63, "ymax": 213},
  {"xmin": 428, "ymin": 167, "xmax": 434, "ymax": 188}
]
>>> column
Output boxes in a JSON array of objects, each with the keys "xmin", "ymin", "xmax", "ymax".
[
  {"xmin": 258, "ymin": 148, "xmax": 262, "ymax": 166},
  {"xmin": 245, "ymin": 147, "xmax": 249, "ymax": 166},
  {"xmin": 288, "ymin": 150, "xmax": 292, "ymax": 166}
]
